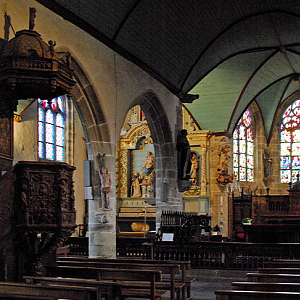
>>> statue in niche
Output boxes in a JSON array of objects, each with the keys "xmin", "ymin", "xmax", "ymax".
[
  {"xmin": 177, "ymin": 129, "xmax": 191, "ymax": 180},
  {"xmin": 142, "ymin": 151, "xmax": 154, "ymax": 175},
  {"xmin": 99, "ymin": 166, "xmax": 111, "ymax": 209},
  {"xmin": 141, "ymin": 151, "xmax": 155, "ymax": 198},
  {"xmin": 263, "ymin": 149, "xmax": 273, "ymax": 187},
  {"xmin": 189, "ymin": 152, "xmax": 199, "ymax": 184},
  {"xmin": 263, "ymin": 149, "xmax": 273, "ymax": 178},
  {"xmin": 216, "ymin": 144, "xmax": 233, "ymax": 188},
  {"xmin": 131, "ymin": 171, "xmax": 142, "ymax": 198}
]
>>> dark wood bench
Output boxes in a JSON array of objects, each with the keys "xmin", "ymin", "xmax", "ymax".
[
  {"xmin": 231, "ymin": 281, "xmax": 300, "ymax": 292},
  {"xmin": 47, "ymin": 265, "xmax": 169, "ymax": 300},
  {"xmin": 0, "ymin": 281, "xmax": 98, "ymax": 300},
  {"xmin": 24, "ymin": 276, "xmax": 122, "ymax": 300},
  {"xmin": 247, "ymin": 272, "xmax": 300, "ymax": 283},
  {"xmin": 0, "ymin": 294, "xmax": 55, "ymax": 300},
  {"xmin": 257, "ymin": 267, "xmax": 300, "ymax": 274},
  {"xmin": 57, "ymin": 256, "xmax": 194, "ymax": 300},
  {"xmin": 56, "ymin": 260, "xmax": 183, "ymax": 300},
  {"xmin": 215, "ymin": 290, "xmax": 300, "ymax": 300}
]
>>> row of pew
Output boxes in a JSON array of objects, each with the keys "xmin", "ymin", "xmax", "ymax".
[
  {"xmin": 215, "ymin": 259, "xmax": 300, "ymax": 299},
  {"xmin": 0, "ymin": 256, "xmax": 196, "ymax": 300}
]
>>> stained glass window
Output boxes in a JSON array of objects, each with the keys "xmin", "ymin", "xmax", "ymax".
[
  {"xmin": 280, "ymin": 99, "xmax": 300, "ymax": 183},
  {"xmin": 38, "ymin": 96, "xmax": 66, "ymax": 162},
  {"xmin": 233, "ymin": 109, "xmax": 254, "ymax": 181}
]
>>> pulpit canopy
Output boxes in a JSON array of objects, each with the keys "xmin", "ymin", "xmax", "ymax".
[{"xmin": 0, "ymin": 8, "xmax": 75, "ymax": 111}]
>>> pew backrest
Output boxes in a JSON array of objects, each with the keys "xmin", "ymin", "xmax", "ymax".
[
  {"xmin": 0, "ymin": 281, "xmax": 97, "ymax": 300},
  {"xmin": 247, "ymin": 272, "xmax": 300, "ymax": 283},
  {"xmin": 24, "ymin": 276, "xmax": 122, "ymax": 300},
  {"xmin": 264, "ymin": 261, "xmax": 300, "ymax": 268},
  {"xmin": 215, "ymin": 289, "xmax": 300, "ymax": 300},
  {"xmin": 231, "ymin": 281, "xmax": 300, "ymax": 292},
  {"xmin": 258, "ymin": 267, "xmax": 300, "ymax": 274},
  {"xmin": 47, "ymin": 266, "xmax": 163, "ymax": 300},
  {"xmin": 55, "ymin": 261, "xmax": 180, "ymax": 300}
]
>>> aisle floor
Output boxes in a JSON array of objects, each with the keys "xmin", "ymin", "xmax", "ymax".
[{"xmin": 184, "ymin": 269, "xmax": 248, "ymax": 300}]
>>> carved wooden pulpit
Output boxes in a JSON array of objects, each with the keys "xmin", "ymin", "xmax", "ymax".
[
  {"xmin": 0, "ymin": 8, "xmax": 76, "ymax": 279},
  {"xmin": 13, "ymin": 161, "xmax": 76, "ymax": 276}
]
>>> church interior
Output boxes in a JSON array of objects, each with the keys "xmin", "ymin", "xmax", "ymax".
[{"xmin": 1, "ymin": 0, "xmax": 300, "ymax": 297}]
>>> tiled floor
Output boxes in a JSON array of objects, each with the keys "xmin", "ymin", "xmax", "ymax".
[{"xmin": 185, "ymin": 269, "xmax": 248, "ymax": 300}]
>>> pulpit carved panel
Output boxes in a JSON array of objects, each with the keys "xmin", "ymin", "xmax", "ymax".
[{"xmin": 13, "ymin": 161, "xmax": 76, "ymax": 276}]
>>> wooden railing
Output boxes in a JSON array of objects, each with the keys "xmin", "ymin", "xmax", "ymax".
[
  {"xmin": 67, "ymin": 237, "xmax": 88, "ymax": 256},
  {"xmin": 122, "ymin": 241, "xmax": 300, "ymax": 270},
  {"xmin": 67, "ymin": 236, "xmax": 300, "ymax": 270}
]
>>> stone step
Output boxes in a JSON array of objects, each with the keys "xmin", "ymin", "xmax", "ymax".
[
  {"xmin": 120, "ymin": 207, "xmax": 156, "ymax": 213},
  {"xmin": 118, "ymin": 212, "xmax": 156, "ymax": 218},
  {"xmin": 119, "ymin": 199, "xmax": 155, "ymax": 207}
]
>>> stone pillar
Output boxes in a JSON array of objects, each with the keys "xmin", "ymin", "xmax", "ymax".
[{"xmin": 89, "ymin": 154, "xmax": 116, "ymax": 258}]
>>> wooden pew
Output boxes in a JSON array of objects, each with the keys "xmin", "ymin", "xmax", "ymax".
[
  {"xmin": 247, "ymin": 272, "xmax": 300, "ymax": 283},
  {"xmin": 47, "ymin": 266, "xmax": 168, "ymax": 300},
  {"xmin": 56, "ymin": 260, "xmax": 183, "ymax": 300},
  {"xmin": 264, "ymin": 260, "xmax": 300, "ymax": 268},
  {"xmin": 24, "ymin": 276, "xmax": 122, "ymax": 300},
  {"xmin": 231, "ymin": 281, "xmax": 300, "ymax": 292},
  {"xmin": 57, "ymin": 256, "xmax": 194, "ymax": 300},
  {"xmin": 0, "ymin": 294, "xmax": 55, "ymax": 300},
  {"xmin": 215, "ymin": 290, "xmax": 300, "ymax": 300},
  {"xmin": 257, "ymin": 267, "xmax": 300, "ymax": 274},
  {"xmin": 0, "ymin": 281, "xmax": 98, "ymax": 300}
]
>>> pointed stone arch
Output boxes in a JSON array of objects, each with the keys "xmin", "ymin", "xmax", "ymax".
[
  {"xmin": 62, "ymin": 51, "xmax": 116, "ymax": 258},
  {"xmin": 70, "ymin": 56, "xmax": 111, "ymax": 155},
  {"xmin": 130, "ymin": 90, "xmax": 182, "ymax": 223}
]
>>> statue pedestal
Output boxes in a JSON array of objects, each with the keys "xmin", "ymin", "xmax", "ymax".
[{"xmin": 117, "ymin": 198, "xmax": 156, "ymax": 234}]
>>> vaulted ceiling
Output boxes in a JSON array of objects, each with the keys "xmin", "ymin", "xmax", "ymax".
[{"xmin": 37, "ymin": 0, "xmax": 300, "ymax": 140}]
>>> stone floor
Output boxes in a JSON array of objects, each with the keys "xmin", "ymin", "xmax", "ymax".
[
  {"xmin": 127, "ymin": 268, "xmax": 249, "ymax": 300},
  {"xmin": 186, "ymin": 269, "xmax": 248, "ymax": 300}
]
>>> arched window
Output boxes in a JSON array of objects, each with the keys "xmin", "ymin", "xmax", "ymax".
[
  {"xmin": 233, "ymin": 109, "xmax": 254, "ymax": 181},
  {"xmin": 38, "ymin": 96, "xmax": 66, "ymax": 162},
  {"xmin": 280, "ymin": 99, "xmax": 300, "ymax": 183}
]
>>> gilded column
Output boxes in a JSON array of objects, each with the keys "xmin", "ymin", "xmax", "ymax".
[
  {"xmin": 117, "ymin": 147, "xmax": 128, "ymax": 198},
  {"xmin": 200, "ymin": 145, "xmax": 207, "ymax": 195}
]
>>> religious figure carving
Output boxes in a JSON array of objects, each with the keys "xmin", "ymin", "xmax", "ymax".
[
  {"xmin": 4, "ymin": 13, "xmax": 10, "ymax": 41},
  {"xmin": 216, "ymin": 144, "xmax": 233, "ymax": 189},
  {"xmin": 263, "ymin": 149, "xmax": 273, "ymax": 187},
  {"xmin": 48, "ymin": 40, "xmax": 56, "ymax": 58},
  {"xmin": 99, "ymin": 166, "xmax": 111, "ymax": 209},
  {"xmin": 142, "ymin": 151, "xmax": 154, "ymax": 175},
  {"xmin": 29, "ymin": 7, "xmax": 36, "ymax": 31},
  {"xmin": 177, "ymin": 129, "xmax": 191, "ymax": 180},
  {"xmin": 131, "ymin": 171, "xmax": 142, "ymax": 198},
  {"xmin": 189, "ymin": 152, "xmax": 199, "ymax": 184},
  {"xmin": 263, "ymin": 149, "xmax": 273, "ymax": 178},
  {"xmin": 141, "ymin": 151, "xmax": 155, "ymax": 198}
]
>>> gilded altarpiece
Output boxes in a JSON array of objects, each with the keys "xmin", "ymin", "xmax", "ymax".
[
  {"xmin": 116, "ymin": 122, "xmax": 152, "ymax": 199},
  {"xmin": 116, "ymin": 121, "xmax": 156, "ymax": 234},
  {"xmin": 183, "ymin": 131, "xmax": 212, "ymax": 214}
]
